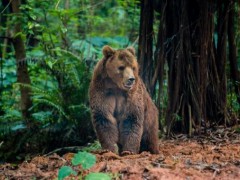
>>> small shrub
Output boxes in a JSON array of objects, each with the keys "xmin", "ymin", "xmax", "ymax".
[{"xmin": 58, "ymin": 151, "xmax": 111, "ymax": 180}]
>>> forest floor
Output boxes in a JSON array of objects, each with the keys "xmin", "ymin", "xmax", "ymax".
[{"xmin": 1, "ymin": 126, "xmax": 240, "ymax": 180}]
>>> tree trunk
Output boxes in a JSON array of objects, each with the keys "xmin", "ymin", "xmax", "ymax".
[
  {"xmin": 138, "ymin": 0, "xmax": 154, "ymax": 94},
  {"xmin": 197, "ymin": 0, "xmax": 216, "ymax": 131},
  {"xmin": 11, "ymin": 0, "xmax": 33, "ymax": 122},
  {"xmin": 161, "ymin": 0, "xmax": 230, "ymax": 135},
  {"xmin": 164, "ymin": 0, "xmax": 201, "ymax": 135},
  {"xmin": 214, "ymin": 0, "xmax": 229, "ymax": 124},
  {"xmin": 153, "ymin": 0, "xmax": 167, "ymax": 130},
  {"xmin": 139, "ymin": 0, "xmax": 235, "ymax": 135}
]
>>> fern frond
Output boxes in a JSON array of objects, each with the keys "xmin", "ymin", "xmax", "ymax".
[
  {"xmin": 34, "ymin": 99, "xmax": 68, "ymax": 119},
  {"xmin": 53, "ymin": 48, "xmax": 82, "ymax": 62},
  {"xmin": 68, "ymin": 104, "xmax": 89, "ymax": 111},
  {"xmin": 16, "ymin": 83, "xmax": 68, "ymax": 119},
  {"xmin": 17, "ymin": 83, "xmax": 62, "ymax": 105},
  {"xmin": 67, "ymin": 65, "xmax": 81, "ymax": 88}
]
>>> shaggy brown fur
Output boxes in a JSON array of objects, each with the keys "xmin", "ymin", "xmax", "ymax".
[{"xmin": 89, "ymin": 46, "xmax": 159, "ymax": 155}]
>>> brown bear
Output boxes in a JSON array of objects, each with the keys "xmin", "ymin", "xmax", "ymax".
[{"xmin": 89, "ymin": 45, "xmax": 159, "ymax": 155}]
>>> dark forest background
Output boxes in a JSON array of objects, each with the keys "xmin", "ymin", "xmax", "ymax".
[{"xmin": 0, "ymin": 0, "xmax": 239, "ymax": 162}]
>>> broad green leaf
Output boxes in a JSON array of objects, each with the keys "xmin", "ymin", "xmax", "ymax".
[
  {"xmin": 28, "ymin": 22, "xmax": 34, "ymax": 29},
  {"xmin": 58, "ymin": 166, "xmax": 77, "ymax": 180},
  {"xmin": 29, "ymin": 13, "xmax": 37, "ymax": 20},
  {"xmin": 46, "ymin": 61, "xmax": 53, "ymax": 69},
  {"xmin": 71, "ymin": 152, "xmax": 96, "ymax": 169},
  {"xmin": 85, "ymin": 173, "xmax": 111, "ymax": 180}
]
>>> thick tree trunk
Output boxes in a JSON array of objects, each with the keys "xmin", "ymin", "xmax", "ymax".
[
  {"xmin": 214, "ymin": 0, "xmax": 229, "ymax": 124},
  {"xmin": 11, "ymin": 0, "xmax": 33, "ymax": 122},
  {"xmin": 139, "ymin": 0, "xmax": 235, "ymax": 135},
  {"xmin": 164, "ymin": 0, "xmax": 202, "ymax": 135},
  {"xmin": 197, "ymin": 0, "xmax": 216, "ymax": 131},
  {"xmin": 162, "ymin": 0, "xmax": 231, "ymax": 135},
  {"xmin": 138, "ymin": 0, "xmax": 154, "ymax": 94},
  {"xmin": 164, "ymin": 0, "xmax": 182, "ymax": 135}
]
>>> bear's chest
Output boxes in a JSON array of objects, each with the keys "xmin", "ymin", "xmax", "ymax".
[
  {"xmin": 105, "ymin": 89, "xmax": 129, "ymax": 121},
  {"xmin": 113, "ymin": 94, "xmax": 127, "ymax": 119}
]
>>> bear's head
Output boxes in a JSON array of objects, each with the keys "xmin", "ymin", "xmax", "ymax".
[{"xmin": 102, "ymin": 45, "xmax": 139, "ymax": 91}]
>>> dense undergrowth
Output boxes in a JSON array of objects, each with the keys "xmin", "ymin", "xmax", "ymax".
[{"xmin": 0, "ymin": 0, "xmax": 140, "ymax": 162}]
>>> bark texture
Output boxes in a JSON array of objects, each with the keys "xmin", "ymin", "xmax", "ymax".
[
  {"xmin": 138, "ymin": 0, "xmax": 236, "ymax": 135},
  {"xmin": 11, "ymin": 0, "xmax": 33, "ymax": 121}
]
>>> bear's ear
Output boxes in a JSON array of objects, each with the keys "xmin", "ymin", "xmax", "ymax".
[
  {"xmin": 102, "ymin": 45, "xmax": 115, "ymax": 58},
  {"xmin": 126, "ymin": 47, "xmax": 135, "ymax": 56}
]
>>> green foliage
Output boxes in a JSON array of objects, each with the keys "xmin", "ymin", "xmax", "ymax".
[
  {"xmin": 227, "ymin": 80, "xmax": 240, "ymax": 114},
  {"xmin": 174, "ymin": 114, "xmax": 182, "ymax": 122},
  {"xmin": 71, "ymin": 151, "xmax": 96, "ymax": 169},
  {"xmin": 82, "ymin": 141, "xmax": 102, "ymax": 152},
  {"xmin": 58, "ymin": 166, "xmax": 77, "ymax": 180},
  {"xmin": 15, "ymin": 45, "xmax": 92, "ymax": 125},
  {"xmin": 227, "ymin": 93, "xmax": 240, "ymax": 113},
  {"xmin": 85, "ymin": 173, "xmax": 112, "ymax": 180},
  {"xmin": 58, "ymin": 151, "xmax": 111, "ymax": 180}
]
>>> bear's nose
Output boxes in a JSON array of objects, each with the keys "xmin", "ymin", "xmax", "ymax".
[{"xmin": 127, "ymin": 77, "xmax": 135, "ymax": 84}]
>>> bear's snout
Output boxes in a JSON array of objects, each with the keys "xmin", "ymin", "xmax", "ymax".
[
  {"xmin": 123, "ymin": 67, "xmax": 135, "ymax": 89},
  {"xmin": 127, "ymin": 77, "xmax": 135, "ymax": 85},
  {"xmin": 124, "ymin": 77, "xmax": 135, "ymax": 89}
]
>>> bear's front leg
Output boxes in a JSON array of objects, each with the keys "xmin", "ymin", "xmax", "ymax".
[
  {"xmin": 93, "ymin": 112, "xmax": 118, "ymax": 153},
  {"xmin": 119, "ymin": 115, "xmax": 143, "ymax": 154}
]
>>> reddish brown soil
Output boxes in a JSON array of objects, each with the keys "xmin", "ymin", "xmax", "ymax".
[{"xmin": 1, "ymin": 127, "xmax": 240, "ymax": 180}]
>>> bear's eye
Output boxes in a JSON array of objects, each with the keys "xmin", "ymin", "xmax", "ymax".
[
  {"xmin": 118, "ymin": 66, "xmax": 125, "ymax": 71},
  {"xmin": 133, "ymin": 67, "xmax": 136, "ymax": 71}
]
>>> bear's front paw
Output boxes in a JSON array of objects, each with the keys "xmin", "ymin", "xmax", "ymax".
[{"xmin": 121, "ymin": 151, "xmax": 135, "ymax": 156}]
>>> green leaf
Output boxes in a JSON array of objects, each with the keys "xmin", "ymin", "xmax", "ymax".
[
  {"xmin": 28, "ymin": 22, "xmax": 34, "ymax": 29},
  {"xmin": 13, "ymin": 32, "xmax": 23, "ymax": 39},
  {"xmin": 71, "ymin": 152, "xmax": 96, "ymax": 169},
  {"xmin": 46, "ymin": 61, "xmax": 53, "ymax": 69},
  {"xmin": 58, "ymin": 166, "xmax": 77, "ymax": 180},
  {"xmin": 85, "ymin": 173, "xmax": 111, "ymax": 180},
  {"xmin": 29, "ymin": 13, "xmax": 37, "ymax": 20}
]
